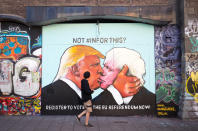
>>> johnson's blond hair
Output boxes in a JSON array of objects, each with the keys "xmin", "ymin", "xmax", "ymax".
[
  {"xmin": 105, "ymin": 48, "xmax": 146, "ymax": 85},
  {"xmin": 54, "ymin": 45, "xmax": 104, "ymax": 81}
]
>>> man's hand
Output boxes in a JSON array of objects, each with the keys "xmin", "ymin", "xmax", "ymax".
[{"xmin": 113, "ymin": 65, "xmax": 141, "ymax": 98}]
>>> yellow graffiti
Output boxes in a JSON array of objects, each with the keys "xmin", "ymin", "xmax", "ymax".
[
  {"xmin": 194, "ymin": 93, "xmax": 198, "ymax": 103},
  {"xmin": 186, "ymin": 76, "xmax": 198, "ymax": 103},
  {"xmin": 158, "ymin": 112, "xmax": 168, "ymax": 116},
  {"xmin": 191, "ymin": 71, "xmax": 198, "ymax": 82}
]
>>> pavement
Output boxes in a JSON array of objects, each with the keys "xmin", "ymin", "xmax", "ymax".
[{"xmin": 0, "ymin": 115, "xmax": 198, "ymax": 131}]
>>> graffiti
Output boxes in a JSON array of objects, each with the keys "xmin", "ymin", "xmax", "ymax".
[
  {"xmin": 13, "ymin": 57, "xmax": 41, "ymax": 97},
  {"xmin": 185, "ymin": 19, "xmax": 198, "ymax": 38},
  {"xmin": 186, "ymin": 61, "xmax": 198, "ymax": 78},
  {"xmin": 186, "ymin": 55, "xmax": 198, "ymax": 103},
  {"xmin": 0, "ymin": 30, "xmax": 30, "ymax": 61},
  {"xmin": 156, "ymin": 68, "xmax": 176, "ymax": 84},
  {"xmin": 157, "ymin": 104, "xmax": 176, "ymax": 116},
  {"xmin": 194, "ymin": 93, "xmax": 198, "ymax": 103},
  {"xmin": 8, "ymin": 26, "xmax": 21, "ymax": 33},
  {"xmin": 186, "ymin": 53, "xmax": 198, "ymax": 61},
  {"xmin": 186, "ymin": 76, "xmax": 198, "ymax": 100},
  {"xmin": 189, "ymin": 37, "xmax": 198, "ymax": 52},
  {"xmin": 155, "ymin": 25, "xmax": 181, "ymax": 117},
  {"xmin": 0, "ymin": 60, "xmax": 13, "ymax": 95},
  {"xmin": 32, "ymin": 35, "xmax": 42, "ymax": 50},
  {"xmin": 185, "ymin": 19, "xmax": 198, "ymax": 52},
  {"xmin": 0, "ymin": 97, "xmax": 40, "ymax": 115},
  {"xmin": 155, "ymin": 26, "xmax": 180, "ymax": 67},
  {"xmin": 156, "ymin": 82, "xmax": 180, "ymax": 104},
  {"xmin": 156, "ymin": 68, "xmax": 180, "ymax": 105},
  {"xmin": 0, "ymin": 23, "xmax": 42, "ymax": 115}
]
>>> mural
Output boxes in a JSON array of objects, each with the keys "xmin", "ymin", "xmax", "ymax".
[
  {"xmin": 155, "ymin": 25, "xmax": 181, "ymax": 117},
  {"xmin": 42, "ymin": 23, "xmax": 156, "ymax": 115},
  {"xmin": 0, "ymin": 22, "xmax": 42, "ymax": 115}
]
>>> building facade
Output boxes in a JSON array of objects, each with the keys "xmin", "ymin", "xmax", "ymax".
[{"xmin": 0, "ymin": 0, "xmax": 197, "ymax": 119}]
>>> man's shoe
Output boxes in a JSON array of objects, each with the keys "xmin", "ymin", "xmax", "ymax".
[
  {"xmin": 84, "ymin": 123, "xmax": 94, "ymax": 127},
  {"xmin": 75, "ymin": 115, "xmax": 80, "ymax": 122}
]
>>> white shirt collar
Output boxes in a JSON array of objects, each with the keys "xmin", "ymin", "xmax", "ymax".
[
  {"xmin": 107, "ymin": 85, "xmax": 133, "ymax": 105},
  {"xmin": 58, "ymin": 78, "xmax": 133, "ymax": 104},
  {"xmin": 107, "ymin": 85, "xmax": 123, "ymax": 105},
  {"xmin": 123, "ymin": 96, "xmax": 133, "ymax": 104},
  {"xmin": 59, "ymin": 77, "xmax": 82, "ymax": 99}
]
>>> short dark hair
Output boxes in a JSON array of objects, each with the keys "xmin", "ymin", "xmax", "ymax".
[{"xmin": 83, "ymin": 71, "xmax": 90, "ymax": 79}]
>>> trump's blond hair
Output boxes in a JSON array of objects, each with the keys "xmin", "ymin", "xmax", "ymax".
[{"xmin": 54, "ymin": 45, "xmax": 104, "ymax": 81}]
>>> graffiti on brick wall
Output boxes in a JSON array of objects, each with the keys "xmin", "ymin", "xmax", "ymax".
[
  {"xmin": 185, "ymin": 19, "xmax": 198, "ymax": 52},
  {"xmin": 13, "ymin": 57, "xmax": 41, "ymax": 97},
  {"xmin": 0, "ymin": 97, "xmax": 40, "ymax": 115},
  {"xmin": 185, "ymin": 53, "xmax": 198, "ymax": 103},
  {"xmin": 156, "ymin": 68, "xmax": 180, "ymax": 104},
  {"xmin": 0, "ymin": 60, "xmax": 13, "ymax": 95},
  {"xmin": 0, "ymin": 26, "xmax": 30, "ymax": 61},
  {"xmin": 155, "ymin": 25, "xmax": 181, "ymax": 117},
  {"xmin": 0, "ymin": 23, "xmax": 42, "ymax": 115}
]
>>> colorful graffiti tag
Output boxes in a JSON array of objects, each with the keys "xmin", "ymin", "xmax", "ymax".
[
  {"xmin": 0, "ymin": 60, "xmax": 13, "ymax": 95},
  {"xmin": 0, "ymin": 97, "xmax": 40, "ymax": 115},
  {"xmin": 185, "ymin": 19, "xmax": 198, "ymax": 53},
  {"xmin": 185, "ymin": 53, "xmax": 198, "ymax": 103},
  {"xmin": 155, "ymin": 25, "xmax": 181, "ymax": 117},
  {"xmin": 0, "ymin": 26, "xmax": 30, "ymax": 61},
  {"xmin": 0, "ymin": 22, "xmax": 42, "ymax": 115}
]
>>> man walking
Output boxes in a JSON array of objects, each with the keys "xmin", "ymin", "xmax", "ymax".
[{"xmin": 76, "ymin": 71, "xmax": 94, "ymax": 127}]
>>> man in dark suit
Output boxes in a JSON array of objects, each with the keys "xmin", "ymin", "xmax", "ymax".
[
  {"xmin": 41, "ymin": 45, "xmax": 105, "ymax": 115},
  {"xmin": 93, "ymin": 48, "xmax": 156, "ymax": 116}
]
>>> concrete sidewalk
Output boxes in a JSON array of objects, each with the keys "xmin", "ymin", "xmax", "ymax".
[{"xmin": 0, "ymin": 115, "xmax": 198, "ymax": 131}]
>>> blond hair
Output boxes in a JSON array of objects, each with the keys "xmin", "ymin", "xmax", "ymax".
[
  {"xmin": 54, "ymin": 45, "xmax": 104, "ymax": 81},
  {"xmin": 105, "ymin": 48, "xmax": 145, "ymax": 85}
]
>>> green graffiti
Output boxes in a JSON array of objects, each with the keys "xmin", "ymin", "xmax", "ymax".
[
  {"xmin": 164, "ymin": 69, "xmax": 175, "ymax": 81},
  {"xmin": 156, "ymin": 83, "xmax": 180, "ymax": 105},
  {"xmin": 156, "ymin": 69, "xmax": 175, "ymax": 84},
  {"xmin": 189, "ymin": 37, "xmax": 198, "ymax": 52}
]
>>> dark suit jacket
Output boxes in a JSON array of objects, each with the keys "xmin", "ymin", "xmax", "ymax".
[
  {"xmin": 41, "ymin": 80, "xmax": 156, "ymax": 116},
  {"xmin": 81, "ymin": 79, "xmax": 93, "ymax": 103},
  {"xmin": 93, "ymin": 86, "xmax": 156, "ymax": 116},
  {"xmin": 41, "ymin": 80, "xmax": 82, "ymax": 115}
]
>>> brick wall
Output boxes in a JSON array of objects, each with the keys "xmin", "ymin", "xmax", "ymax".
[
  {"xmin": 179, "ymin": 0, "xmax": 198, "ymax": 119},
  {"xmin": 0, "ymin": 0, "xmax": 176, "ymax": 23}
]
